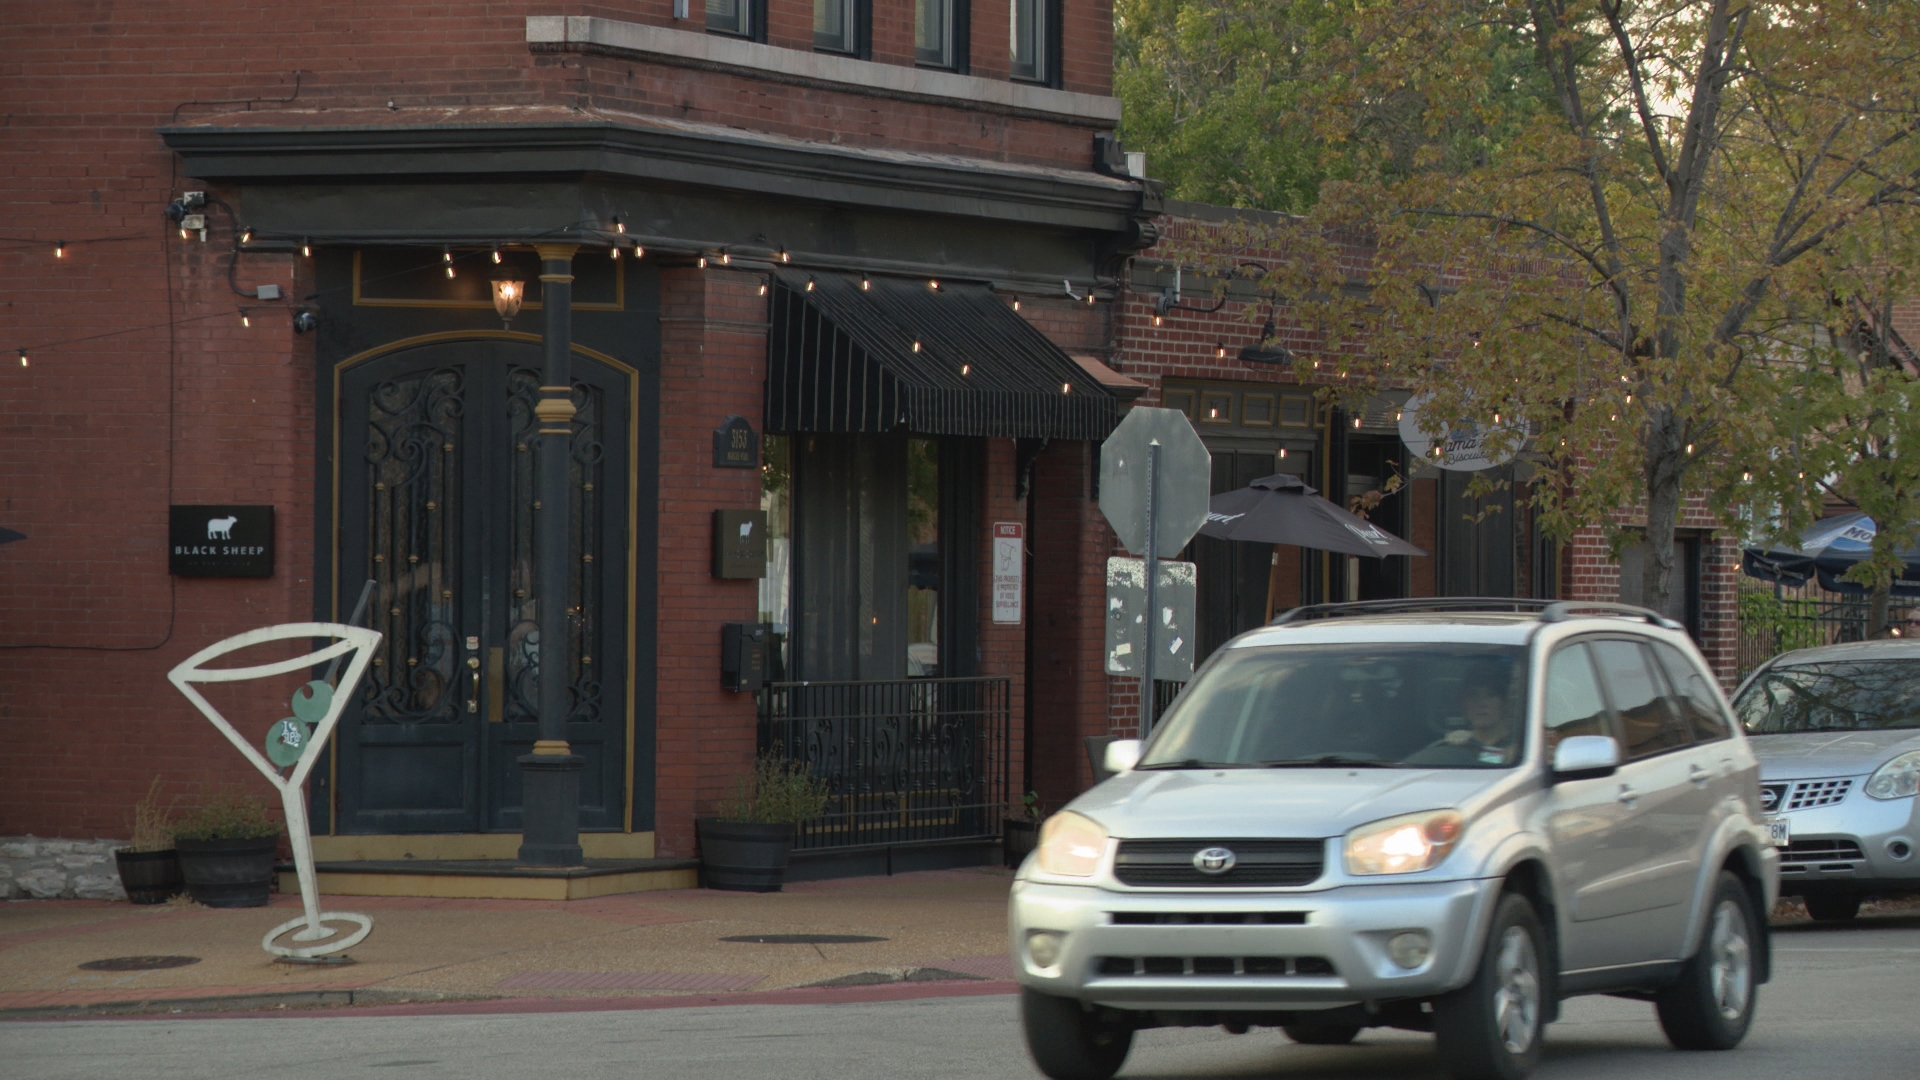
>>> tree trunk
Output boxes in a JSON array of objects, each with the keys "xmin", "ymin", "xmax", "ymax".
[
  {"xmin": 1626, "ymin": 414, "xmax": 1687, "ymax": 613},
  {"xmin": 1868, "ymin": 580, "xmax": 1891, "ymax": 639}
]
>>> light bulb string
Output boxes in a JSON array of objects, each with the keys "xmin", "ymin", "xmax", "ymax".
[{"xmin": 0, "ymin": 232, "xmax": 147, "ymax": 254}]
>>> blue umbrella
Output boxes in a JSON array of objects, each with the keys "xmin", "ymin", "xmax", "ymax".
[{"xmin": 1742, "ymin": 513, "xmax": 1920, "ymax": 597}]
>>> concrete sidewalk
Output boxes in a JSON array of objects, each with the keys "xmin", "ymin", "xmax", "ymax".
[{"xmin": 0, "ymin": 867, "xmax": 1017, "ymax": 1019}]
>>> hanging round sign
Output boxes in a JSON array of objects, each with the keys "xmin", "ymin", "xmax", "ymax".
[{"xmin": 1398, "ymin": 393, "xmax": 1518, "ymax": 472}]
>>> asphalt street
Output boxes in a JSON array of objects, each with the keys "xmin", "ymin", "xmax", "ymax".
[{"xmin": 6, "ymin": 917, "xmax": 1917, "ymax": 1080}]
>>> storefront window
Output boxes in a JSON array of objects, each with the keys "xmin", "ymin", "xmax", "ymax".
[
  {"xmin": 760, "ymin": 434, "xmax": 792, "ymax": 680},
  {"xmin": 906, "ymin": 439, "xmax": 940, "ymax": 677}
]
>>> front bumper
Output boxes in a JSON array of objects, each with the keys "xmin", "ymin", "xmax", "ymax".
[
  {"xmin": 1008, "ymin": 877, "xmax": 1491, "ymax": 1011},
  {"xmin": 1775, "ymin": 792, "xmax": 1920, "ymax": 892}
]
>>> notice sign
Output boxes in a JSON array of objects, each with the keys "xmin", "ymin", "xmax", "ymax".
[
  {"xmin": 170, "ymin": 505, "xmax": 274, "ymax": 577},
  {"xmin": 992, "ymin": 522, "xmax": 1024, "ymax": 625}
]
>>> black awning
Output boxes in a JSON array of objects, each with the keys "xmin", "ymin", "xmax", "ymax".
[{"xmin": 767, "ymin": 270, "xmax": 1120, "ymax": 441}]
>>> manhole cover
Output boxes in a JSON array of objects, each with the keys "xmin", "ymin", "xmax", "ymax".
[
  {"xmin": 79, "ymin": 955, "xmax": 201, "ymax": 971},
  {"xmin": 719, "ymin": 934, "xmax": 888, "ymax": 945}
]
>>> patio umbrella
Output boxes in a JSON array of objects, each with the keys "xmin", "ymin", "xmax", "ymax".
[
  {"xmin": 1742, "ymin": 513, "xmax": 1920, "ymax": 597},
  {"xmin": 1198, "ymin": 473, "xmax": 1427, "ymax": 558}
]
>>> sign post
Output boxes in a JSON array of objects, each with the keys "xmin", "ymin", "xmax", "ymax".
[{"xmin": 1100, "ymin": 408, "xmax": 1210, "ymax": 738}]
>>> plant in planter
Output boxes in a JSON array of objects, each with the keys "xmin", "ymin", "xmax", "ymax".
[
  {"xmin": 171, "ymin": 794, "xmax": 283, "ymax": 908},
  {"xmin": 696, "ymin": 751, "xmax": 830, "ymax": 892},
  {"xmin": 1004, "ymin": 791, "xmax": 1043, "ymax": 869},
  {"xmin": 115, "ymin": 777, "xmax": 183, "ymax": 905}
]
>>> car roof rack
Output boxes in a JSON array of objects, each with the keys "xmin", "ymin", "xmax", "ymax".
[
  {"xmin": 1269, "ymin": 597, "xmax": 1683, "ymax": 631},
  {"xmin": 1538, "ymin": 600, "xmax": 1682, "ymax": 630},
  {"xmin": 1270, "ymin": 598, "xmax": 1556, "ymax": 624}
]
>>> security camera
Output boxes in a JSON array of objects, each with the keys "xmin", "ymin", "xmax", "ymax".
[{"xmin": 293, "ymin": 311, "xmax": 319, "ymax": 334}]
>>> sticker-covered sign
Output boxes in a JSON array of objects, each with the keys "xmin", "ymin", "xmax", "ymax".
[
  {"xmin": 992, "ymin": 523, "xmax": 1024, "ymax": 625},
  {"xmin": 1104, "ymin": 557, "xmax": 1197, "ymax": 681}
]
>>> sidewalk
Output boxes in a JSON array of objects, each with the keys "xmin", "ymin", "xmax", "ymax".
[{"xmin": 0, "ymin": 867, "xmax": 1018, "ymax": 1019}]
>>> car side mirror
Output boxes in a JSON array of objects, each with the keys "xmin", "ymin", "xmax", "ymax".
[
  {"xmin": 1103, "ymin": 739, "xmax": 1142, "ymax": 774},
  {"xmin": 1551, "ymin": 735, "xmax": 1621, "ymax": 781}
]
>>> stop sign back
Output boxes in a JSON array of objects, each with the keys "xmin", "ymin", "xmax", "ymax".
[{"xmin": 1099, "ymin": 407, "xmax": 1211, "ymax": 557}]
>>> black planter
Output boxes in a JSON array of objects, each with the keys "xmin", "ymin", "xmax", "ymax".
[
  {"xmin": 114, "ymin": 848, "xmax": 184, "ymax": 905},
  {"xmin": 696, "ymin": 818, "xmax": 794, "ymax": 892},
  {"xmin": 174, "ymin": 837, "xmax": 278, "ymax": 908},
  {"xmin": 1004, "ymin": 819, "xmax": 1039, "ymax": 869}
]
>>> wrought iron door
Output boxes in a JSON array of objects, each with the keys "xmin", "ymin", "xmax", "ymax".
[{"xmin": 335, "ymin": 338, "xmax": 630, "ymax": 834}]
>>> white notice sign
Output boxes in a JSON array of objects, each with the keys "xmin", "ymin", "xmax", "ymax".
[{"xmin": 992, "ymin": 522, "xmax": 1024, "ymax": 624}]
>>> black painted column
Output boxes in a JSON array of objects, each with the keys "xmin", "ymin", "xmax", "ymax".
[{"xmin": 518, "ymin": 243, "xmax": 585, "ymax": 867}]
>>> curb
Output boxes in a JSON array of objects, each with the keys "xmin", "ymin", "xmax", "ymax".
[
  {"xmin": 7, "ymin": 980, "xmax": 1019, "ymax": 1022},
  {"xmin": 0, "ymin": 988, "xmax": 493, "ymax": 1021}
]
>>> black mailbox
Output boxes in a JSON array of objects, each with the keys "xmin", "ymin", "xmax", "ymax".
[{"xmin": 720, "ymin": 622, "xmax": 769, "ymax": 693}]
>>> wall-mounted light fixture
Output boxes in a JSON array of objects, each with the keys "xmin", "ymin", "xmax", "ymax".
[{"xmin": 492, "ymin": 278, "xmax": 525, "ymax": 329}]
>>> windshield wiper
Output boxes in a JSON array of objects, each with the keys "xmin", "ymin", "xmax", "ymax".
[
  {"xmin": 1135, "ymin": 758, "xmax": 1239, "ymax": 770},
  {"xmin": 1258, "ymin": 755, "xmax": 1398, "ymax": 768}
]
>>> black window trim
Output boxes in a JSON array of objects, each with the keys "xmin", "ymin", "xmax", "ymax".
[
  {"xmin": 1009, "ymin": 0, "xmax": 1062, "ymax": 88},
  {"xmin": 707, "ymin": 0, "xmax": 770, "ymax": 43},
  {"xmin": 914, "ymin": 0, "xmax": 970, "ymax": 73},
  {"xmin": 812, "ymin": 0, "xmax": 871, "ymax": 59}
]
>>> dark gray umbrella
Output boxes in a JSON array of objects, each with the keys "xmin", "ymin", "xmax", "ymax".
[
  {"xmin": 0, "ymin": 528, "xmax": 22, "ymax": 546},
  {"xmin": 1198, "ymin": 473, "xmax": 1427, "ymax": 558}
]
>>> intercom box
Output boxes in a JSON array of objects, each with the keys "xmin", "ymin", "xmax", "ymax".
[{"xmin": 720, "ymin": 622, "xmax": 769, "ymax": 693}]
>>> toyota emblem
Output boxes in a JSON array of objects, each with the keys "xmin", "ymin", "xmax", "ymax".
[{"xmin": 1193, "ymin": 846, "xmax": 1237, "ymax": 875}]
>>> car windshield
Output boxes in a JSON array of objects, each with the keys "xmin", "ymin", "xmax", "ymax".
[
  {"xmin": 1735, "ymin": 659, "xmax": 1920, "ymax": 733},
  {"xmin": 1138, "ymin": 643, "xmax": 1529, "ymax": 769}
]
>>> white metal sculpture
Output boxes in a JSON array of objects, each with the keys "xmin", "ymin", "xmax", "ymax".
[{"xmin": 167, "ymin": 623, "xmax": 381, "ymax": 959}]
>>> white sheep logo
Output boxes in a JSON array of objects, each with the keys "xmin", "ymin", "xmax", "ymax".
[{"xmin": 206, "ymin": 516, "xmax": 239, "ymax": 540}]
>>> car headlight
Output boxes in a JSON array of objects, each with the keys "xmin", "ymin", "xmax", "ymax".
[
  {"xmin": 1344, "ymin": 810, "xmax": 1464, "ymax": 876},
  {"xmin": 1035, "ymin": 811, "xmax": 1108, "ymax": 877},
  {"xmin": 1865, "ymin": 751, "xmax": 1920, "ymax": 800}
]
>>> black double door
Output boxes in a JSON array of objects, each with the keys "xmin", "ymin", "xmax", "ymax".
[{"xmin": 335, "ymin": 339, "xmax": 630, "ymax": 834}]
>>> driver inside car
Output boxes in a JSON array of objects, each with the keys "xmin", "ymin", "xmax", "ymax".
[{"xmin": 1407, "ymin": 672, "xmax": 1519, "ymax": 766}]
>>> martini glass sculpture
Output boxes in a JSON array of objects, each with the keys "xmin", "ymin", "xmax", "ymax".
[{"xmin": 167, "ymin": 623, "xmax": 381, "ymax": 959}]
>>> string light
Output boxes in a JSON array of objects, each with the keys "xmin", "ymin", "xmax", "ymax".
[
  {"xmin": 719, "ymin": 251, "xmax": 730, "ymax": 265},
  {"xmin": 610, "ymin": 245, "xmax": 621, "ymax": 259},
  {"xmin": 929, "ymin": 279, "xmax": 940, "ymax": 290},
  {"xmin": 1686, "ymin": 443, "xmax": 1694, "ymax": 454},
  {"xmin": 240, "ymin": 228, "xmax": 253, "ymax": 244},
  {"xmin": 17, "ymin": 349, "xmax": 27, "ymax": 368},
  {"xmin": 613, "ymin": 216, "xmax": 625, "ymax": 234},
  {"xmin": 1085, "ymin": 292, "xmax": 1094, "ymax": 305},
  {"xmin": 301, "ymin": 240, "xmax": 311, "ymax": 258},
  {"xmin": 1352, "ymin": 416, "xmax": 1362, "ymax": 429},
  {"xmin": 1279, "ymin": 447, "xmax": 1287, "ymax": 458},
  {"xmin": 758, "ymin": 283, "xmax": 768, "ymax": 296},
  {"xmin": 240, "ymin": 310, "xmax": 251, "ymax": 328},
  {"xmin": 1624, "ymin": 394, "xmax": 1632, "ymax": 403},
  {"xmin": 492, "ymin": 249, "xmax": 503, "ymax": 264},
  {"xmin": 1012, "ymin": 295, "xmax": 1021, "ymax": 311},
  {"xmin": 861, "ymin": 276, "xmax": 871, "ymax": 291},
  {"xmin": 1742, "ymin": 471, "xmax": 1752, "ymax": 482},
  {"xmin": 960, "ymin": 364, "xmax": 970, "ymax": 375},
  {"xmin": 1493, "ymin": 413, "xmax": 1501, "ymax": 424},
  {"xmin": 1153, "ymin": 315, "xmax": 1162, "ymax": 327},
  {"xmin": 912, "ymin": 341, "xmax": 921, "ymax": 352},
  {"xmin": 443, "ymin": 248, "xmax": 454, "ymax": 279},
  {"xmin": 1062, "ymin": 382, "xmax": 1072, "ymax": 393},
  {"xmin": 54, "ymin": 242, "xmax": 66, "ymax": 258},
  {"xmin": 633, "ymin": 246, "xmax": 644, "ymax": 258},
  {"xmin": 778, "ymin": 247, "xmax": 790, "ymax": 263},
  {"xmin": 1216, "ymin": 343, "xmax": 1226, "ymax": 358},
  {"xmin": 698, "ymin": 255, "xmax": 708, "ymax": 268},
  {"xmin": 805, "ymin": 277, "xmax": 816, "ymax": 292}
]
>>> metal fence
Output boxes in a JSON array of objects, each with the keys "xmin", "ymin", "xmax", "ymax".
[
  {"xmin": 757, "ymin": 677, "xmax": 1011, "ymax": 851},
  {"xmin": 1737, "ymin": 579, "xmax": 1916, "ymax": 676}
]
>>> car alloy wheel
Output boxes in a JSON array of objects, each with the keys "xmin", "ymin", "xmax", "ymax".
[
  {"xmin": 1493, "ymin": 926, "xmax": 1541, "ymax": 1055},
  {"xmin": 1707, "ymin": 899, "xmax": 1752, "ymax": 1023}
]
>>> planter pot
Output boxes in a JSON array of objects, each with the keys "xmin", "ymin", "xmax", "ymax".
[
  {"xmin": 114, "ymin": 848, "xmax": 184, "ymax": 905},
  {"xmin": 696, "ymin": 818, "xmax": 794, "ymax": 893},
  {"xmin": 1004, "ymin": 819, "xmax": 1040, "ymax": 869},
  {"xmin": 174, "ymin": 837, "xmax": 278, "ymax": 908}
]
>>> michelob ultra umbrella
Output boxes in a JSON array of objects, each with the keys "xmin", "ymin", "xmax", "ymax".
[
  {"xmin": 1743, "ymin": 513, "xmax": 1920, "ymax": 597},
  {"xmin": 1198, "ymin": 473, "xmax": 1427, "ymax": 558}
]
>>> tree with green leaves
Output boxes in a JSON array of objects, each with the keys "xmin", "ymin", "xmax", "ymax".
[{"xmin": 1192, "ymin": 0, "xmax": 1920, "ymax": 611}]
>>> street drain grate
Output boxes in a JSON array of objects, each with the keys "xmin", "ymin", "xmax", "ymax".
[
  {"xmin": 79, "ymin": 955, "xmax": 201, "ymax": 971},
  {"xmin": 720, "ymin": 934, "xmax": 888, "ymax": 945}
]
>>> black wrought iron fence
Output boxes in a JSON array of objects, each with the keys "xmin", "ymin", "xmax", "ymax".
[
  {"xmin": 757, "ymin": 677, "xmax": 1011, "ymax": 851},
  {"xmin": 1738, "ymin": 580, "xmax": 1916, "ymax": 676}
]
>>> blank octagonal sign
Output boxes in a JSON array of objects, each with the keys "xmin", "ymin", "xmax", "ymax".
[{"xmin": 1100, "ymin": 407, "xmax": 1212, "ymax": 557}]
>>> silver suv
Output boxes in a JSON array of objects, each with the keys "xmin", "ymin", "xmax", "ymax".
[{"xmin": 1010, "ymin": 600, "xmax": 1780, "ymax": 1080}]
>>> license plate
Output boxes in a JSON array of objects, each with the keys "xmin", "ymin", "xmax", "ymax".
[{"xmin": 1764, "ymin": 816, "xmax": 1790, "ymax": 847}]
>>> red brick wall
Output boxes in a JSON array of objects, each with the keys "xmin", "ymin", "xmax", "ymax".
[
  {"xmin": 978, "ymin": 438, "xmax": 1031, "ymax": 808},
  {"xmin": 650, "ymin": 267, "xmax": 768, "ymax": 856},
  {"xmin": 1026, "ymin": 441, "xmax": 1111, "ymax": 809}
]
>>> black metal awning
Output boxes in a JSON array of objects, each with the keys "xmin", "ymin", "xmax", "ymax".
[{"xmin": 767, "ymin": 270, "xmax": 1120, "ymax": 441}]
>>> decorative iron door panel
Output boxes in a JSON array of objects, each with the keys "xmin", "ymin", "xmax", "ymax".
[{"xmin": 336, "ymin": 338, "xmax": 630, "ymax": 834}]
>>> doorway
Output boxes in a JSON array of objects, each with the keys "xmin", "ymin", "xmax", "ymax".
[{"xmin": 333, "ymin": 336, "xmax": 633, "ymax": 834}]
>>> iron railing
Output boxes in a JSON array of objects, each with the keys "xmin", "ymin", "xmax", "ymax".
[{"xmin": 758, "ymin": 677, "xmax": 1011, "ymax": 851}]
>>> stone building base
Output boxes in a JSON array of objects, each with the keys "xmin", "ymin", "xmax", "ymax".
[{"xmin": 1, "ymin": 837, "xmax": 128, "ymax": 900}]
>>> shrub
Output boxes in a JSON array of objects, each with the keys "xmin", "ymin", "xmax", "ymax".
[
  {"xmin": 124, "ymin": 776, "xmax": 177, "ymax": 853},
  {"xmin": 717, "ymin": 751, "xmax": 831, "ymax": 826},
  {"xmin": 171, "ymin": 794, "xmax": 282, "ymax": 841}
]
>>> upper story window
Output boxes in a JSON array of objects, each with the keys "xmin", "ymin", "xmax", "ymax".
[
  {"xmin": 916, "ymin": 0, "xmax": 963, "ymax": 69},
  {"xmin": 1009, "ymin": 0, "xmax": 1051, "ymax": 83},
  {"xmin": 707, "ymin": 0, "xmax": 756, "ymax": 38},
  {"xmin": 815, "ymin": 0, "xmax": 861, "ymax": 54}
]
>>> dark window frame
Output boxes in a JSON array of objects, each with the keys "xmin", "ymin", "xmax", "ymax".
[
  {"xmin": 1587, "ymin": 636, "xmax": 1694, "ymax": 761},
  {"xmin": 813, "ymin": 0, "xmax": 871, "ymax": 58},
  {"xmin": 914, "ymin": 0, "xmax": 970, "ymax": 73},
  {"xmin": 706, "ymin": 0, "xmax": 769, "ymax": 43},
  {"xmin": 1008, "ymin": 0, "xmax": 1059, "ymax": 86}
]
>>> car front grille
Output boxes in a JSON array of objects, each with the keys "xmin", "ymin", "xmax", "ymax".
[
  {"xmin": 1772, "ymin": 778, "xmax": 1852, "ymax": 811},
  {"xmin": 1094, "ymin": 955, "xmax": 1336, "ymax": 978},
  {"xmin": 1113, "ymin": 839, "xmax": 1324, "ymax": 887},
  {"xmin": 1779, "ymin": 838, "xmax": 1866, "ymax": 872},
  {"xmin": 1108, "ymin": 911, "xmax": 1309, "ymax": 926}
]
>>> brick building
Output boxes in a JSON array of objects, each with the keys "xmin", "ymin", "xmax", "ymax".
[{"xmin": 2, "ymin": 2, "xmax": 1157, "ymax": 891}]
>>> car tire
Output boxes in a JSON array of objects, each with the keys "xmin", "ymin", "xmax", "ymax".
[
  {"xmin": 1802, "ymin": 891, "xmax": 1861, "ymax": 921},
  {"xmin": 1020, "ymin": 987, "xmax": 1135, "ymax": 1080},
  {"xmin": 1282, "ymin": 1023, "xmax": 1362, "ymax": 1045},
  {"xmin": 1434, "ymin": 892, "xmax": 1546, "ymax": 1080},
  {"xmin": 1656, "ymin": 871, "xmax": 1759, "ymax": 1051}
]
